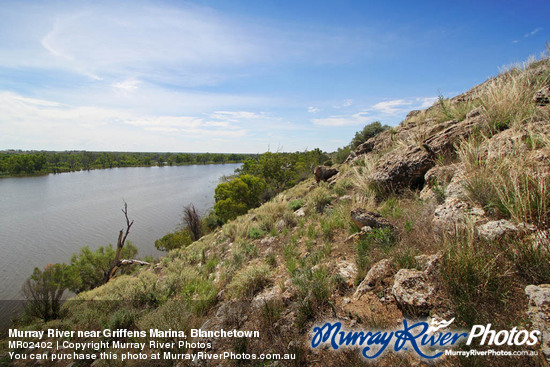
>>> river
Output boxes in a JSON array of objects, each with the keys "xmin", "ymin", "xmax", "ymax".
[{"xmin": 0, "ymin": 164, "xmax": 239, "ymax": 325}]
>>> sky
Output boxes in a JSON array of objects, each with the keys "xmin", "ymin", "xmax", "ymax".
[{"xmin": 0, "ymin": 0, "xmax": 549, "ymax": 153}]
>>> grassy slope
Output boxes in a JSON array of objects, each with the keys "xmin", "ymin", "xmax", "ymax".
[{"xmin": 3, "ymin": 54, "xmax": 550, "ymax": 367}]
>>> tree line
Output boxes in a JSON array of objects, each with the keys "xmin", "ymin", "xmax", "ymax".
[{"xmin": 0, "ymin": 150, "xmax": 255, "ymax": 176}]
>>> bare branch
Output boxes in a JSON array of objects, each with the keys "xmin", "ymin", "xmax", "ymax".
[{"xmin": 105, "ymin": 201, "xmax": 138, "ymax": 282}]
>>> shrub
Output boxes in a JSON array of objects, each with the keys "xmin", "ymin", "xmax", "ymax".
[
  {"xmin": 288, "ymin": 199, "xmax": 304, "ymax": 211},
  {"xmin": 214, "ymin": 174, "xmax": 267, "ymax": 223},
  {"xmin": 155, "ymin": 231, "xmax": 193, "ymax": 252},
  {"xmin": 22, "ymin": 263, "xmax": 76, "ymax": 321},
  {"xmin": 440, "ymin": 233, "xmax": 514, "ymax": 326},
  {"xmin": 227, "ymin": 264, "xmax": 271, "ymax": 299},
  {"xmin": 309, "ymin": 185, "xmax": 332, "ymax": 213},
  {"xmin": 350, "ymin": 121, "xmax": 390, "ymax": 150},
  {"xmin": 69, "ymin": 242, "xmax": 139, "ymax": 293},
  {"xmin": 183, "ymin": 204, "xmax": 203, "ymax": 241},
  {"xmin": 248, "ymin": 226, "xmax": 266, "ymax": 239}
]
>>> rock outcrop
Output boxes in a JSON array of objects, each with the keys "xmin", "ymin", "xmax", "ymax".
[
  {"xmin": 350, "ymin": 208, "xmax": 393, "ymax": 230},
  {"xmin": 525, "ymin": 284, "xmax": 550, "ymax": 361},
  {"xmin": 354, "ymin": 258, "xmax": 393, "ymax": 298},
  {"xmin": 534, "ymin": 85, "xmax": 550, "ymax": 106},
  {"xmin": 392, "ymin": 269, "xmax": 436, "ymax": 316},
  {"xmin": 314, "ymin": 165, "xmax": 338, "ymax": 183}
]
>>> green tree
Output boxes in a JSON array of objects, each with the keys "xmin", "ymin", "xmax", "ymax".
[
  {"xmin": 68, "ymin": 242, "xmax": 138, "ymax": 293},
  {"xmin": 22, "ymin": 263, "xmax": 77, "ymax": 321},
  {"xmin": 214, "ymin": 174, "xmax": 267, "ymax": 222},
  {"xmin": 350, "ymin": 121, "xmax": 390, "ymax": 150},
  {"xmin": 154, "ymin": 231, "xmax": 193, "ymax": 252}
]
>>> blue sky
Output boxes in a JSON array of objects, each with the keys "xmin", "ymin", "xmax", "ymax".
[{"xmin": 0, "ymin": 0, "xmax": 548, "ymax": 153}]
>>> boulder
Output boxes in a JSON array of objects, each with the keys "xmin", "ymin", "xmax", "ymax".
[
  {"xmin": 415, "ymin": 252, "xmax": 443, "ymax": 277},
  {"xmin": 433, "ymin": 197, "xmax": 485, "ymax": 233},
  {"xmin": 422, "ymin": 117, "xmax": 479, "ymax": 157},
  {"xmin": 424, "ymin": 165, "xmax": 457, "ymax": 188},
  {"xmin": 294, "ymin": 208, "xmax": 306, "ymax": 217},
  {"xmin": 392, "ymin": 269, "xmax": 436, "ymax": 316},
  {"xmin": 336, "ymin": 260, "xmax": 357, "ymax": 282},
  {"xmin": 525, "ymin": 284, "xmax": 550, "ymax": 361},
  {"xmin": 354, "ymin": 258, "xmax": 393, "ymax": 298},
  {"xmin": 534, "ymin": 85, "xmax": 550, "ymax": 106},
  {"xmin": 251, "ymin": 285, "xmax": 282, "ymax": 309},
  {"xmin": 350, "ymin": 208, "xmax": 393, "ymax": 230},
  {"xmin": 368, "ymin": 145, "xmax": 433, "ymax": 192},
  {"xmin": 476, "ymin": 219, "xmax": 536, "ymax": 241},
  {"xmin": 314, "ymin": 165, "xmax": 338, "ymax": 183}
]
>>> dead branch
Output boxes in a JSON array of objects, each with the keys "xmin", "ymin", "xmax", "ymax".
[
  {"xmin": 104, "ymin": 201, "xmax": 138, "ymax": 282},
  {"xmin": 107, "ymin": 259, "xmax": 150, "ymax": 280}
]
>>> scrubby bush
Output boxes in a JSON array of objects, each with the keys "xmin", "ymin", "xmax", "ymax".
[
  {"xmin": 68, "ymin": 242, "xmax": 138, "ymax": 293},
  {"xmin": 214, "ymin": 174, "xmax": 267, "ymax": 223},
  {"xmin": 155, "ymin": 231, "xmax": 193, "ymax": 252},
  {"xmin": 22, "ymin": 263, "xmax": 76, "ymax": 321}
]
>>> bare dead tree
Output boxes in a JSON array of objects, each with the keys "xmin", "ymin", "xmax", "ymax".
[
  {"xmin": 183, "ymin": 203, "xmax": 203, "ymax": 241},
  {"xmin": 104, "ymin": 201, "xmax": 149, "ymax": 283}
]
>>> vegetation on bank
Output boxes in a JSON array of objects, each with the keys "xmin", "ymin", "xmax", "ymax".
[
  {"xmin": 0, "ymin": 150, "xmax": 254, "ymax": 176},
  {"xmin": 4, "ymin": 50, "xmax": 550, "ymax": 366}
]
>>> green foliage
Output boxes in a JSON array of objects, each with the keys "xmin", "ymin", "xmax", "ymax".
[
  {"xmin": 331, "ymin": 121, "xmax": 389, "ymax": 164},
  {"xmin": 155, "ymin": 230, "xmax": 193, "ymax": 252},
  {"xmin": 510, "ymin": 237, "xmax": 550, "ymax": 284},
  {"xmin": 22, "ymin": 263, "xmax": 77, "ymax": 321},
  {"xmin": 68, "ymin": 242, "xmax": 138, "ymax": 293},
  {"xmin": 248, "ymin": 226, "xmax": 267, "ymax": 239},
  {"xmin": 355, "ymin": 228, "xmax": 395, "ymax": 283},
  {"xmin": 309, "ymin": 185, "xmax": 332, "ymax": 213},
  {"xmin": 350, "ymin": 121, "xmax": 390, "ymax": 150},
  {"xmin": 214, "ymin": 174, "xmax": 267, "ymax": 223},
  {"xmin": 288, "ymin": 199, "xmax": 305, "ymax": 211},
  {"xmin": 238, "ymin": 149, "xmax": 329, "ymax": 194},
  {"xmin": 227, "ymin": 264, "xmax": 271, "ymax": 299},
  {"xmin": 0, "ymin": 150, "xmax": 255, "ymax": 176},
  {"xmin": 441, "ymin": 237, "xmax": 514, "ymax": 326}
]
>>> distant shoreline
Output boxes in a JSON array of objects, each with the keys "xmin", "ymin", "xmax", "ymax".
[{"xmin": 0, "ymin": 161, "xmax": 242, "ymax": 179}]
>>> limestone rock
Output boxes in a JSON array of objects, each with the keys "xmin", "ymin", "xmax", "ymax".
[
  {"xmin": 314, "ymin": 165, "xmax": 338, "ymax": 183},
  {"xmin": 415, "ymin": 252, "xmax": 443, "ymax": 276},
  {"xmin": 251, "ymin": 285, "xmax": 282, "ymax": 309},
  {"xmin": 422, "ymin": 117, "xmax": 479, "ymax": 157},
  {"xmin": 350, "ymin": 208, "xmax": 393, "ymax": 230},
  {"xmin": 525, "ymin": 284, "xmax": 550, "ymax": 361},
  {"xmin": 476, "ymin": 219, "xmax": 536, "ymax": 241},
  {"xmin": 294, "ymin": 208, "xmax": 306, "ymax": 217},
  {"xmin": 534, "ymin": 85, "xmax": 550, "ymax": 106},
  {"xmin": 368, "ymin": 145, "xmax": 433, "ymax": 191},
  {"xmin": 349, "ymin": 130, "xmax": 394, "ymax": 159},
  {"xmin": 336, "ymin": 260, "xmax": 357, "ymax": 282},
  {"xmin": 425, "ymin": 165, "xmax": 457, "ymax": 187},
  {"xmin": 392, "ymin": 269, "xmax": 436, "ymax": 315},
  {"xmin": 433, "ymin": 197, "xmax": 485, "ymax": 233},
  {"xmin": 354, "ymin": 258, "xmax": 393, "ymax": 298}
]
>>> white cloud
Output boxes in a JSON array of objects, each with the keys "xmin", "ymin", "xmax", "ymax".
[
  {"xmin": 371, "ymin": 99, "xmax": 412, "ymax": 115},
  {"xmin": 0, "ymin": 2, "xmax": 381, "ymax": 87},
  {"xmin": 209, "ymin": 111, "xmax": 262, "ymax": 122},
  {"xmin": 311, "ymin": 96, "xmax": 437, "ymax": 127},
  {"xmin": 308, "ymin": 106, "xmax": 320, "ymax": 113},
  {"xmin": 333, "ymin": 99, "xmax": 353, "ymax": 109},
  {"xmin": 0, "ymin": 91, "xmax": 248, "ymax": 151},
  {"xmin": 416, "ymin": 97, "xmax": 438, "ymax": 109},
  {"xmin": 524, "ymin": 27, "xmax": 543, "ymax": 38},
  {"xmin": 312, "ymin": 112, "xmax": 368, "ymax": 126},
  {"xmin": 112, "ymin": 78, "xmax": 141, "ymax": 91}
]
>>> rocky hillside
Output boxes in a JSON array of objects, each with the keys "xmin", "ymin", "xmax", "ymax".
[{"xmin": 4, "ymin": 55, "xmax": 550, "ymax": 367}]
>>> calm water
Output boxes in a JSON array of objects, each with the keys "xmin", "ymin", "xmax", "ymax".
[{"xmin": 0, "ymin": 164, "xmax": 239, "ymax": 322}]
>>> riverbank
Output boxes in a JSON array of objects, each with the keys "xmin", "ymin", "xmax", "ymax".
[{"xmin": 0, "ymin": 151, "xmax": 253, "ymax": 178}]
